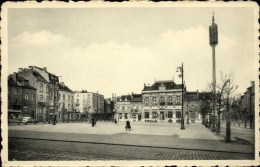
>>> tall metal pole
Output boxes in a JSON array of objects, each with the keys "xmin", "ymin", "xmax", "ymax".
[
  {"xmin": 181, "ymin": 63, "xmax": 185, "ymax": 130},
  {"xmin": 209, "ymin": 13, "xmax": 218, "ymax": 131}
]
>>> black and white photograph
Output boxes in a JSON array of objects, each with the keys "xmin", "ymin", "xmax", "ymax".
[{"xmin": 1, "ymin": 1, "xmax": 259, "ymax": 166}]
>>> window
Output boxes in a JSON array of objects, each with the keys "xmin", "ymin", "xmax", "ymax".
[
  {"xmin": 68, "ymin": 95, "xmax": 70, "ymax": 101},
  {"xmin": 144, "ymin": 97, "xmax": 150, "ymax": 106},
  {"xmin": 176, "ymin": 111, "xmax": 181, "ymax": 118},
  {"xmin": 31, "ymin": 94, "xmax": 35, "ymax": 101},
  {"xmin": 40, "ymin": 84, "xmax": 43, "ymax": 92},
  {"xmin": 167, "ymin": 96, "xmax": 173, "ymax": 105},
  {"xmin": 76, "ymin": 99, "xmax": 79, "ymax": 104},
  {"xmin": 145, "ymin": 112, "xmax": 150, "ymax": 118},
  {"xmin": 39, "ymin": 95, "xmax": 43, "ymax": 102},
  {"xmin": 159, "ymin": 97, "xmax": 165, "ymax": 106},
  {"xmin": 168, "ymin": 111, "xmax": 173, "ymax": 118},
  {"xmin": 122, "ymin": 106, "xmax": 125, "ymax": 110},
  {"xmin": 176, "ymin": 96, "xmax": 181, "ymax": 105},
  {"xmin": 63, "ymin": 94, "xmax": 65, "ymax": 100},
  {"xmin": 46, "ymin": 85, "xmax": 49, "ymax": 93},
  {"xmin": 152, "ymin": 97, "xmax": 157, "ymax": 106},
  {"xmin": 46, "ymin": 96, "xmax": 49, "ymax": 101},
  {"xmin": 14, "ymin": 88, "xmax": 18, "ymax": 95},
  {"xmin": 71, "ymin": 96, "xmax": 73, "ymax": 101},
  {"xmin": 23, "ymin": 107, "xmax": 29, "ymax": 114},
  {"xmin": 24, "ymin": 94, "xmax": 29, "ymax": 100},
  {"xmin": 68, "ymin": 104, "xmax": 70, "ymax": 110},
  {"xmin": 125, "ymin": 113, "xmax": 128, "ymax": 119},
  {"xmin": 152, "ymin": 112, "xmax": 157, "ymax": 118}
]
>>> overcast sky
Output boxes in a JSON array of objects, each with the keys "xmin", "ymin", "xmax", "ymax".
[{"xmin": 8, "ymin": 6, "xmax": 256, "ymax": 98}]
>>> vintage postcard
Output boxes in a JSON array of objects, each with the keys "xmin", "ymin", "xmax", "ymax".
[{"xmin": 1, "ymin": 1, "xmax": 259, "ymax": 166}]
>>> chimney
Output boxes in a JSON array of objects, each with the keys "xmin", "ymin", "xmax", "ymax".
[
  {"xmin": 29, "ymin": 66, "xmax": 33, "ymax": 69},
  {"xmin": 13, "ymin": 72, "xmax": 18, "ymax": 82},
  {"xmin": 43, "ymin": 67, "xmax": 47, "ymax": 72},
  {"xmin": 251, "ymin": 81, "xmax": 255, "ymax": 87},
  {"xmin": 18, "ymin": 68, "xmax": 23, "ymax": 72},
  {"xmin": 60, "ymin": 82, "xmax": 65, "ymax": 86}
]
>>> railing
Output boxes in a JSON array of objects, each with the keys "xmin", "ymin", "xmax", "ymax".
[{"xmin": 38, "ymin": 102, "xmax": 46, "ymax": 106}]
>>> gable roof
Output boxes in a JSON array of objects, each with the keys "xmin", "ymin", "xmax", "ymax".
[{"xmin": 32, "ymin": 71, "xmax": 48, "ymax": 83}]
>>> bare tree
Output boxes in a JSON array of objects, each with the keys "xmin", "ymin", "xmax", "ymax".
[{"xmin": 218, "ymin": 72, "xmax": 238, "ymax": 142}]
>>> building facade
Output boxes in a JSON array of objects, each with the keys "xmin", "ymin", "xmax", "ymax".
[
  {"xmin": 184, "ymin": 91, "xmax": 202, "ymax": 123},
  {"xmin": 74, "ymin": 91, "xmax": 104, "ymax": 120},
  {"xmin": 17, "ymin": 67, "xmax": 50, "ymax": 122},
  {"xmin": 8, "ymin": 73, "xmax": 37, "ymax": 122},
  {"xmin": 104, "ymin": 98, "xmax": 114, "ymax": 121},
  {"xmin": 114, "ymin": 93, "xmax": 142, "ymax": 122},
  {"xmin": 57, "ymin": 82, "xmax": 76, "ymax": 122},
  {"xmin": 141, "ymin": 80, "xmax": 183, "ymax": 123}
]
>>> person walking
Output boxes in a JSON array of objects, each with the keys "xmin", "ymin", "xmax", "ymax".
[
  {"xmin": 114, "ymin": 119, "xmax": 117, "ymax": 124},
  {"xmin": 125, "ymin": 120, "xmax": 131, "ymax": 131},
  {"xmin": 91, "ymin": 116, "xmax": 95, "ymax": 127}
]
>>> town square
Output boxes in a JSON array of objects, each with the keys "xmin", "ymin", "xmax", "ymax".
[{"xmin": 1, "ymin": 2, "xmax": 259, "ymax": 166}]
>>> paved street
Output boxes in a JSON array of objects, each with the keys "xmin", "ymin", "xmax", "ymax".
[
  {"xmin": 9, "ymin": 138, "xmax": 253, "ymax": 160},
  {"xmin": 220, "ymin": 122, "xmax": 255, "ymax": 144},
  {"xmin": 8, "ymin": 122, "xmax": 255, "ymax": 160}
]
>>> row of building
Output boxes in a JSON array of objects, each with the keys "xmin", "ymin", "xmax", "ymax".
[
  {"xmin": 8, "ymin": 66, "xmax": 113, "ymax": 123},
  {"xmin": 114, "ymin": 80, "xmax": 213, "ymax": 123},
  {"xmin": 9, "ymin": 66, "xmax": 255, "ymax": 125}
]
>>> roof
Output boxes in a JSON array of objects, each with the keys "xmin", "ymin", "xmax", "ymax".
[
  {"xmin": 117, "ymin": 93, "xmax": 142, "ymax": 102},
  {"xmin": 143, "ymin": 80, "xmax": 182, "ymax": 91},
  {"xmin": 17, "ymin": 76, "xmax": 36, "ymax": 90},
  {"xmin": 32, "ymin": 71, "xmax": 48, "ymax": 83},
  {"xmin": 198, "ymin": 92, "xmax": 212, "ymax": 100},
  {"xmin": 8, "ymin": 77, "xmax": 21, "ymax": 87},
  {"xmin": 59, "ymin": 83, "xmax": 74, "ymax": 93}
]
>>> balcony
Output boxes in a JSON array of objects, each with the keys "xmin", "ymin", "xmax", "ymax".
[{"xmin": 159, "ymin": 102, "xmax": 165, "ymax": 106}]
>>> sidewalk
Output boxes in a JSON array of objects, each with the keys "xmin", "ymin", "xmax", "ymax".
[{"xmin": 8, "ymin": 122, "xmax": 254, "ymax": 154}]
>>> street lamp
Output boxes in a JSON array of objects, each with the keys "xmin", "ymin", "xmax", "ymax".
[{"xmin": 177, "ymin": 62, "xmax": 185, "ymax": 130}]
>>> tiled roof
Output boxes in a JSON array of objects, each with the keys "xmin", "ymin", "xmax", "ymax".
[
  {"xmin": 17, "ymin": 76, "xmax": 36, "ymax": 90},
  {"xmin": 59, "ymin": 83, "xmax": 74, "ymax": 93},
  {"xmin": 143, "ymin": 80, "xmax": 182, "ymax": 91},
  {"xmin": 32, "ymin": 71, "xmax": 48, "ymax": 83}
]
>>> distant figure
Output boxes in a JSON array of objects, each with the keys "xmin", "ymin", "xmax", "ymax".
[
  {"xmin": 114, "ymin": 119, "xmax": 117, "ymax": 124},
  {"xmin": 169, "ymin": 119, "xmax": 173, "ymax": 124},
  {"xmin": 91, "ymin": 116, "xmax": 95, "ymax": 127},
  {"xmin": 125, "ymin": 120, "xmax": 131, "ymax": 131}
]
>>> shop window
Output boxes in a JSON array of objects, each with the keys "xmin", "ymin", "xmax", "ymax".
[
  {"xmin": 145, "ymin": 112, "xmax": 149, "ymax": 118},
  {"xmin": 176, "ymin": 111, "xmax": 181, "ymax": 118},
  {"xmin": 168, "ymin": 111, "xmax": 173, "ymax": 118},
  {"xmin": 152, "ymin": 112, "xmax": 157, "ymax": 118}
]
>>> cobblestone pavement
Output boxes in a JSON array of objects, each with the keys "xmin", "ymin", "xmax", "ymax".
[
  {"xmin": 9, "ymin": 138, "xmax": 254, "ymax": 160},
  {"xmin": 8, "ymin": 122, "xmax": 254, "ymax": 153},
  {"xmin": 8, "ymin": 122, "xmax": 220, "ymax": 140}
]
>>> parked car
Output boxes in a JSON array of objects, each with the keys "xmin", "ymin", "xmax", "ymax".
[{"xmin": 21, "ymin": 117, "xmax": 35, "ymax": 124}]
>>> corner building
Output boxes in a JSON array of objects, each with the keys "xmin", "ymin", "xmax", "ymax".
[{"xmin": 141, "ymin": 80, "xmax": 183, "ymax": 123}]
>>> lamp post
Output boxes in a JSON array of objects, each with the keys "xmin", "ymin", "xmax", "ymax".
[{"xmin": 177, "ymin": 62, "xmax": 185, "ymax": 130}]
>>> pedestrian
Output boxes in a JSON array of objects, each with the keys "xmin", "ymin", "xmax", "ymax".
[
  {"xmin": 125, "ymin": 120, "xmax": 131, "ymax": 131},
  {"xmin": 91, "ymin": 116, "xmax": 95, "ymax": 127},
  {"xmin": 114, "ymin": 119, "xmax": 117, "ymax": 124}
]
